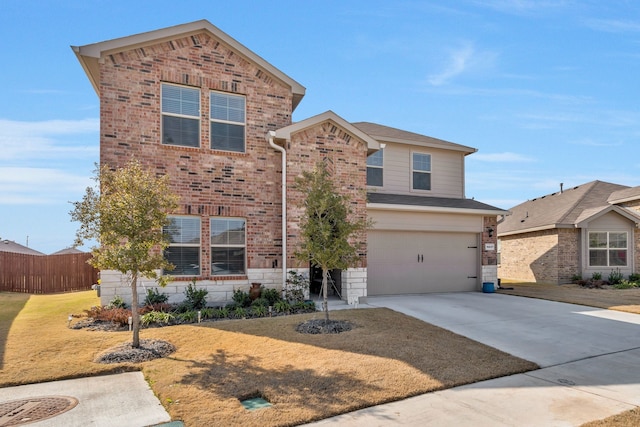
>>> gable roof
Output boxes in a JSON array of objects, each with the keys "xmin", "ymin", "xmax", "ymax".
[
  {"xmin": 368, "ymin": 192, "xmax": 507, "ymax": 215},
  {"xmin": 499, "ymin": 180, "xmax": 633, "ymax": 236},
  {"xmin": 608, "ymin": 185, "xmax": 640, "ymax": 205},
  {"xmin": 72, "ymin": 19, "xmax": 306, "ymax": 110},
  {"xmin": 50, "ymin": 247, "xmax": 85, "ymax": 255},
  {"xmin": 0, "ymin": 240, "xmax": 45, "ymax": 255},
  {"xmin": 273, "ymin": 111, "xmax": 381, "ymax": 154},
  {"xmin": 352, "ymin": 122, "xmax": 477, "ymax": 155}
]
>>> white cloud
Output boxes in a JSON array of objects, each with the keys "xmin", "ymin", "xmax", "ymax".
[
  {"xmin": 0, "ymin": 167, "xmax": 91, "ymax": 205},
  {"xmin": 470, "ymin": 0, "xmax": 573, "ymax": 16},
  {"xmin": 470, "ymin": 152, "xmax": 535, "ymax": 162},
  {"xmin": 426, "ymin": 42, "xmax": 499, "ymax": 86},
  {"xmin": 0, "ymin": 118, "xmax": 98, "ymax": 161}
]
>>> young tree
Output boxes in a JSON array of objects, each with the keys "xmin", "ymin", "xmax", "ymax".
[
  {"xmin": 294, "ymin": 161, "xmax": 371, "ymax": 322},
  {"xmin": 71, "ymin": 160, "xmax": 179, "ymax": 348}
]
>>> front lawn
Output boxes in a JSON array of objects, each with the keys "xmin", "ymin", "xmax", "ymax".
[{"xmin": 0, "ymin": 291, "xmax": 537, "ymax": 426}]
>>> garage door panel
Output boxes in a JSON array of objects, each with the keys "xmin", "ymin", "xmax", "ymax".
[{"xmin": 368, "ymin": 230, "xmax": 478, "ymax": 295}]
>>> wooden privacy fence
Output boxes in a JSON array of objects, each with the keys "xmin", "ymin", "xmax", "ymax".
[{"xmin": 0, "ymin": 252, "xmax": 98, "ymax": 294}]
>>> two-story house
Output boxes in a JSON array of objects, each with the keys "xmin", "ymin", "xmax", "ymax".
[{"xmin": 73, "ymin": 20, "xmax": 505, "ymax": 305}]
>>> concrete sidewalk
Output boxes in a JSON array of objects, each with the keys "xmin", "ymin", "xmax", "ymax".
[
  {"xmin": 0, "ymin": 372, "xmax": 171, "ymax": 427},
  {"xmin": 311, "ymin": 293, "xmax": 640, "ymax": 426}
]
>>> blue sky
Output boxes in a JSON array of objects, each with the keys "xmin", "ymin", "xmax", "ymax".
[{"xmin": 1, "ymin": 1, "xmax": 639, "ymax": 253}]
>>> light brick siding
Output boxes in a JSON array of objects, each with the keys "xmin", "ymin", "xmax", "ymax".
[
  {"xmin": 285, "ymin": 123, "xmax": 369, "ymax": 271},
  {"xmin": 499, "ymin": 228, "xmax": 580, "ymax": 285},
  {"xmin": 96, "ymin": 31, "xmax": 371, "ymax": 305},
  {"xmin": 97, "ymin": 31, "xmax": 294, "ymax": 304}
]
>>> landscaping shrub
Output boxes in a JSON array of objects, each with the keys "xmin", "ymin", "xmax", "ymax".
[
  {"xmin": 144, "ymin": 288, "xmax": 169, "ymax": 305},
  {"xmin": 85, "ymin": 306, "xmax": 131, "ymax": 327},
  {"xmin": 232, "ymin": 289, "xmax": 251, "ymax": 307},
  {"xmin": 251, "ymin": 305, "xmax": 268, "ymax": 317},
  {"xmin": 274, "ymin": 300, "xmax": 291, "ymax": 314},
  {"xmin": 614, "ymin": 280, "xmax": 638, "ymax": 289},
  {"xmin": 261, "ymin": 288, "xmax": 281, "ymax": 306},
  {"xmin": 107, "ymin": 295, "xmax": 127, "ymax": 309},
  {"xmin": 608, "ymin": 268, "xmax": 624, "ymax": 285},
  {"xmin": 629, "ymin": 273, "xmax": 640, "ymax": 283},
  {"xmin": 183, "ymin": 281, "xmax": 208, "ymax": 310},
  {"xmin": 285, "ymin": 270, "xmax": 309, "ymax": 303},
  {"xmin": 140, "ymin": 311, "xmax": 175, "ymax": 327},
  {"xmin": 592, "ymin": 272, "xmax": 602, "ymax": 281},
  {"xmin": 251, "ymin": 297, "xmax": 269, "ymax": 307}
]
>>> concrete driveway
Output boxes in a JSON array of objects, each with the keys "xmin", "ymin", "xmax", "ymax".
[{"xmin": 310, "ymin": 292, "xmax": 640, "ymax": 426}]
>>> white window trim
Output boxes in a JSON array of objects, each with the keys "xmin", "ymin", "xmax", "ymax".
[
  {"xmin": 411, "ymin": 151, "xmax": 432, "ymax": 192},
  {"xmin": 161, "ymin": 83, "xmax": 201, "ymax": 148},
  {"xmin": 209, "ymin": 90, "xmax": 246, "ymax": 153},
  {"xmin": 210, "ymin": 217, "xmax": 247, "ymax": 276},
  {"xmin": 587, "ymin": 230, "xmax": 628, "ymax": 267},
  {"xmin": 366, "ymin": 148, "xmax": 384, "ymax": 187},
  {"xmin": 165, "ymin": 215, "xmax": 202, "ymax": 276}
]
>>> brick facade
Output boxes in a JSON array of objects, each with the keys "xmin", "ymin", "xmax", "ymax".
[{"xmin": 99, "ymin": 31, "xmax": 292, "ymax": 283}]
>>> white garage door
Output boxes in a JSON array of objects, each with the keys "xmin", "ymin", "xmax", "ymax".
[{"xmin": 367, "ymin": 230, "xmax": 479, "ymax": 295}]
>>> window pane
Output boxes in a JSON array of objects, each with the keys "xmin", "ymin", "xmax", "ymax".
[
  {"xmin": 211, "ymin": 219, "xmax": 245, "ymax": 245},
  {"xmin": 165, "ymin": 217, "xmax": 200, "ymax": 244},
  {"xmin": 589, "ymin": 232, "xmax": 607, "ymax": 248},
  {"xmin": 589, "ymin": 250, "xmax": 607, "ymax": 266},
  {"xmin": 610, "ymin": 250, "xmax": 627, "ymax": 266},
  {"xmin": 211, "ymin": 122, "xmax": 245, "ymax": 152},
  {"xmin": 367, "ymin": 150, "xmax": 383, "ymax": 167},
  {"xmin": 413, "ymin": 171, "xmax": 431, "ymax": 190},
  {"xmin": 609, "ymin": 233, "xmax": 627, "ymax": 248},
  {"xmin": 162, "ymin": 84, "xmax": 199, "ymax": 117},
  {"xmin": 210, "ymin": 92, "xmax": 245, "ymax": 123},
  {"xmin": 164, "ymin": 247, "xmax": 200, "ymax": 275},
  {"xmin": 211, "ymin": 247, "xmax": 245, "ymax": 275},
  {"xmin": 413, "ymin": 153, "xmax": 431, "ymax": 172},
  {"xmin": 162, "ymin": 116, "xmax": 199, "ymax": 147},
  {"xmin": 367, "ymin": 167, "xmax": 383, "ymax": 186}
]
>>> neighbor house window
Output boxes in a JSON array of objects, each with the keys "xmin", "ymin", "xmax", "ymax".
[
  {"xmin": 412, "ymin": 152, "xmax": 431, "ymax": 191},
  {"xmin": 367, "ymin": 149, "xmax": 384, "ymax": 187},
  {"xmin": 588, "ymin": 231, "xmax": 627, "ymax": 267},
  {"xmin": 211, "ymin": 218, "xmax": 246, "ymax": 275},
  {"xmin": 210, "ymin": 91, "xmax": 246, "ymax": 152},
  {"xmin": 163, "ymin": 216, "xmax": 201, "ymax": 275},
  {"xmin": 161, "ymin": 83, "xmax": 200, "ymax": 147}
]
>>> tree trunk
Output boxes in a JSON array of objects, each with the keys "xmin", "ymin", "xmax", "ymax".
[
  {"xmin": 131, "ymin": 271, "xmax": 140, "ymax": 348},
  {"xmin": 322, "ymin": 268, "xmax": 330, "ymax": 323}
]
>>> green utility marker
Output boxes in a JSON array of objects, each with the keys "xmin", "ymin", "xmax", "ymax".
[{"xmin": 240, "ymin": 397, "xmax": 272, "ymax": 411}]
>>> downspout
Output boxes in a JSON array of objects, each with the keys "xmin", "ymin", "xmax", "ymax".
[{"xmin": 266, "ymin": 131, "xmax": 287, "ymax": 289}]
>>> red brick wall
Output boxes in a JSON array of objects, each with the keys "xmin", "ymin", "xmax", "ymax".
[
  {"xmin": 98, "ymin": 31, "xmax": 294, "ymax": 279},
  {"xmin": 285, "ymin": 122, "xmax": 369, "ymax": 269}
]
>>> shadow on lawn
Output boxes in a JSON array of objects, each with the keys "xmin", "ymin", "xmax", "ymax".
[
  {"xmin": 0, "ymin": 293, "xmax": 30, "ymax": 370},
  {"xmin": 173, "ymin": 348, "xmax": 384, "ymax": 423}
]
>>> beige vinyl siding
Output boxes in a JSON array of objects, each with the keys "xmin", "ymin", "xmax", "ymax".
[
  {"xmin": 372, "ymin": 142, "xmax": 464, "ymax": 198},
  {"xmin": 581, "ymin": 211, "xmax": 635, "ymax": 278},
  {"xmin": 369, "ymin": 209, "xmax": 483, "ymax": 233}
]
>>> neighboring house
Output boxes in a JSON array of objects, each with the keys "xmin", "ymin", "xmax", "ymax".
[
  {"xmin": 50, "ymin": 247, "xmax": 85, "ymax": 255},
  {"xmin": 72, "ymin": 20, "xmax": 505, "ymax": 305},
  {"xmin": 0, "ymin": 240, "xmax": 45, "ymax": 256},
  {"xmin": 498, "ymin": 181, "xmax": 640, "ymax": 284}
]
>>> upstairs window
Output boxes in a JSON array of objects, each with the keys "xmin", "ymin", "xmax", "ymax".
[
  {"xmin": 161, "ymin": 84, "xmax": 200, "ymax": 147},
  {"xmin": 412, "ymin": 152, "xmax": 431, "ymax": 191},
  {"xmin": 588, "ymin": 231, "xmax": 627, "ymax": 267},
  {"xmin": 366, "ymin": 149, "xmax": 384, "ymax": 187},
  {"xmin": 210, "ymin": 91, "xmax": 246, "ymax": 152},
  {"xmin": 211, "ymin": 218, "xmax": 246, "ymax": 275},
  {"xmin": 163, "ymin": 216, "xmax": 201, "ymax": 276}
]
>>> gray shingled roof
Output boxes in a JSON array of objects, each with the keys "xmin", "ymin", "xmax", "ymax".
[
  {"xmin": 368, "ymin": 192, "xmax": 506, "ymax": 212},
  {"xmin": 608, "ymin": 185, "xmax": 640, "ymax": 204},
  {"xmin": 0, "ymin": 240, "xmax": 45, "ymax": 255},
  {"xmin": 499, "ymin": 180, "xmax": 631, "ymax": 235},
  {"xmin": 352, "ymin": 122, "xmax": 476, "ymax": 154}
]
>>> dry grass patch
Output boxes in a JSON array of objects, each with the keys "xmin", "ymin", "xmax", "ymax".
[
  {"xmin": 498, "ymin": 281, "xmax": 640, "ymax": 314},
  {"xmin": 0, "ymin": 291, "xmax": 538, "ymax": 426}
]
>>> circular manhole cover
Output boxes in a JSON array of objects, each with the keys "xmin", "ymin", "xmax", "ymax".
[{"xmin": 0, "ymin": 396, "xmax": 78, "ymax": 426}]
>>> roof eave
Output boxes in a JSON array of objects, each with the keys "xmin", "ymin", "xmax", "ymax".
[
  {"xmin": 71, "ymin": 19, "xmax": 306, "ymax": 108},
  {"xmin": 364, "ymin": 134, "xmax": 476, "ymax": 154},
  {"xmin": 367, "ymin": 202, "xmax": 508, "ymax": 216}
]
